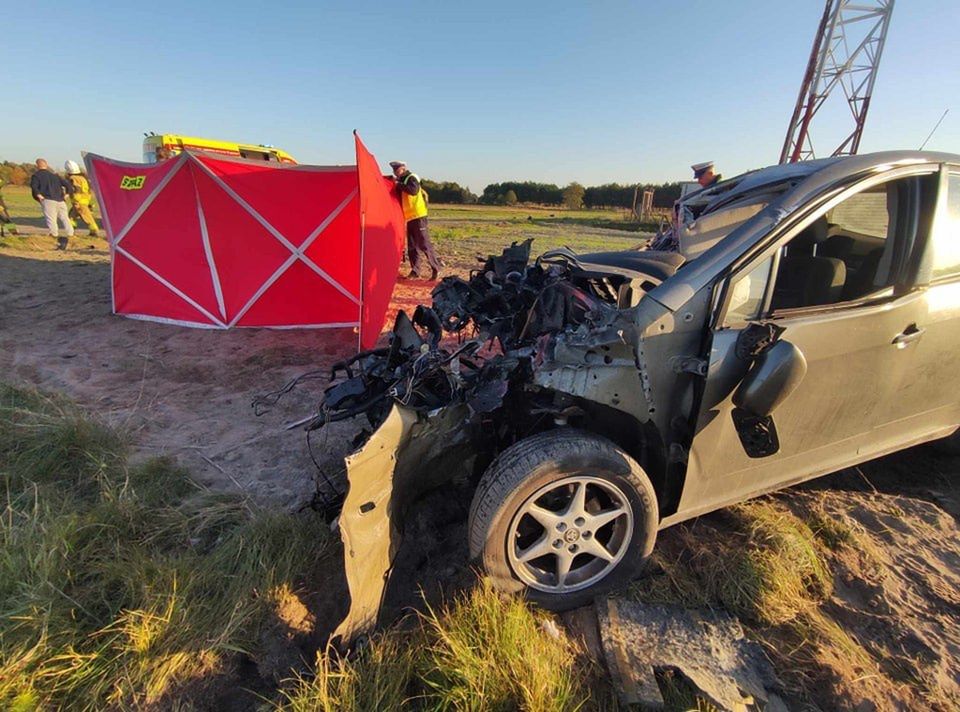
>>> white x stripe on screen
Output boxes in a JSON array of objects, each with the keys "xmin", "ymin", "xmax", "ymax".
[{"xmin": 109, "ymin": 153, "xmax": 360, "ymax": 327}]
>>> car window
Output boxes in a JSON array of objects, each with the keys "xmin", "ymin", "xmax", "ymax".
[
  {"xmin": 825, "ymin": 189, "xmax": 888, "ymax": 239},
  {"xmin": 725, "ymin": 256, "xmax": 773, "ymax": 323},
  {"xmin": 768, "ymin": 175, "xmax": 929, "ymax": 312},
  {"xmin": 932, "ymin": 172, "xmax": 960, "ymax": 280}
]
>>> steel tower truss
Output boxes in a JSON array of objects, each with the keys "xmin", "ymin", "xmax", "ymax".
[{"xmin": 780, "ymin": 0, "xmax": 895, "ymax": 164}]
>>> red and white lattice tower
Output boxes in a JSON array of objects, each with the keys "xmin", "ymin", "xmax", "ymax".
[{"xmin": 779, "ymin": 0, "xmax": 895, "ymax": 164}]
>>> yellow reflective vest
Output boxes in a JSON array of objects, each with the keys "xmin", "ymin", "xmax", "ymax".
[
  {"xmin": 400, "ymin": 173, "xmax": 428, "ymax": 221},
  {"xmin": 67, "ymin": 174, "xmax": 93, "ymax": 206}
]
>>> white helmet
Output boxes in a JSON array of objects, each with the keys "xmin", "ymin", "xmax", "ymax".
[{"xmin": 64, "ymin": 160, "xmax": 81, "ymax": 175}]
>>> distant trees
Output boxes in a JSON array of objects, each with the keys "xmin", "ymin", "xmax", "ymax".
[
  {"xmin": 583, "ymin": 182, "xmax": 684, "ymax": 210},
  {"xmin": 421, "ymin": 179, "xmax": 477, "ymax": 204},
  {"xmin": 403, "ymin": 175, "xmax": 687, "ymax": 209},
  {"xmin": 562, "ymin": 182, "xmax": 585, "ymax": 210},
  {"xmin": 475, "ymin": 179, "xmax": 685, "ymax": 209},
  {"xmin": 0, "ymin": 162, "xmax": 36, "ymax": 186},
  {"xmin": 480, "ymin": 181, "xmax": 564, "ymax": 206}
]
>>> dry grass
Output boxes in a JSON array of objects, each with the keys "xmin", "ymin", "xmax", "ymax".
[
  {"xmin": 630, "ymin": 499, "xmax": 831, "ymax": 626},
  {"xmin": 2, "ymin": 383, "xmax": 612, "ymax": 710},
  {"xmin": 277, "ymin": 580, "xmax": 606, "ymax": 712},
  {"xmin": 0, "ymin": 383, "xmax": 332, "ymax": 710}
]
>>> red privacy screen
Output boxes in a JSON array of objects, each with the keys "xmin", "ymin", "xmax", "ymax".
[{"xmin": 85, "ymin": 133, "xmax": 405, "ymax": 349}]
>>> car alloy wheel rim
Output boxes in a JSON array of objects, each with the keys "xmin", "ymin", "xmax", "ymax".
[{"xmin": 506, "ymin": 475, "xmax": 633, "ymax": 594}]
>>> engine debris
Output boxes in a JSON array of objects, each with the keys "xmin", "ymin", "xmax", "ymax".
[{"xmin": 255, "ymin": 240, "xmax": 667, "ymax": 645}]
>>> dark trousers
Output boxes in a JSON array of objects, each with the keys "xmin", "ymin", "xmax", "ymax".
[{"xmin": 406, "ymin": 217, "xmax": 440, "ymax": 275}]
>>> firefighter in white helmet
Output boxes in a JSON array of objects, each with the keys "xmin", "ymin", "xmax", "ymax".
[{"xmin": 64, "ymin": 160, "xmax": 100, "ymax": 237}]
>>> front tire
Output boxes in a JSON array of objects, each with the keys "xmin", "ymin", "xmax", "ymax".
[{"xmin": 468, "ymin": 430, "xmax": 658, "ymax": 610}]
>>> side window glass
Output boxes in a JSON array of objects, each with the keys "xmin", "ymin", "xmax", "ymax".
[
  {"xmin": 932, "ymin": 173, "xmax": 960, "ymax": 280},
  {"xmin": 725, "ymin": 256, "xmax": 773, "ymax": 324},
  {"xmin": 770, "ymin": 179, "xmax": 912, "ymax": 311}
]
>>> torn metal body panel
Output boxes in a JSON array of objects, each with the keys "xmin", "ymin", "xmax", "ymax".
[
  {"xmin": 256, "ymin": 151, "xmax": 960, "ymax": 645},
  {"xmin": 332, "ymin": 403, "xmax": 475, "ymax": 645}
]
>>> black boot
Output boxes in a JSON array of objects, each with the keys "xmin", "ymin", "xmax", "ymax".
[{"xmin": 57, "ymin": 236, "xmax": 68, "ymax": 251}]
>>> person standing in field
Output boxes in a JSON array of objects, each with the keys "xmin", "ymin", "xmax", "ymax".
[
  {"xmin": 30, "ymin": 158, "xmax": 75, "ymax": 250},
  {"xmin": 390, "ymin": 160, "xmax": 440, "ymax": 281},
  {"xmin": 64, "ymin": 161, "xmax": 100, "ymax": 237}
]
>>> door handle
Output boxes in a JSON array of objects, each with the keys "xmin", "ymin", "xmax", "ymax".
[{"xmin": 892, "ymin": 324, "xmax": 925, "ymax": 348}]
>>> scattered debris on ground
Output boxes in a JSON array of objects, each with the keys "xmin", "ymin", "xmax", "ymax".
[{"xmin": 597, "ymin": 598, "xmax": 786, "ymax": 711}]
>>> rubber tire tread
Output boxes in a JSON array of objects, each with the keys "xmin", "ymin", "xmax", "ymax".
[{"xmin": 468, "ymin": 429, "xmax": 658, "ymax": 610}]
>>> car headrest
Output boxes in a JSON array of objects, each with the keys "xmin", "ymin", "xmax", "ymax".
[{"xmin": 793, "ymin": 217, "xmax": 830, "ymax": 248}]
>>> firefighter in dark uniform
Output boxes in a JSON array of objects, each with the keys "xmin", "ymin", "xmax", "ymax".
[
  {"xmin": 390, "ymin": 160, "xmax": 440, "ymax": 281},
  {"xmin": 691, "ymin": 161, "xmax": 722, "ymax": 189}
]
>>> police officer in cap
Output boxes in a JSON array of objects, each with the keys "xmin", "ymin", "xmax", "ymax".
[
  {"xmin": 691, "ymin": 161, "xmax": 722, "ymax": 189},
  {"xmin": 390, "ymin": 160, "xmax": 440, "ymax": 280}
]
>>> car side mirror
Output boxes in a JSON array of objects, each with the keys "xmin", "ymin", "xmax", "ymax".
[
  {"xmin": 731, "ymin": 340, "xmax": 807, "ymax": 458},
  {"xmin": 734, "ymin": 340, "xmax": 807, "ymax": 416}
]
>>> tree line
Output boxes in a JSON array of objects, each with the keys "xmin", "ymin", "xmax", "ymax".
[
  {"xmin": 0, "ymin": 161, "xmax": 38, "ymax": 187},
  {"xmin": 422, "ymin": 178, "xmax": 685, "ymax": 209}
]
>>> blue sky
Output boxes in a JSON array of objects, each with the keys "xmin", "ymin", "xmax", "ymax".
[{"xmin": 3, "ymin": 1, "xmax": 958, "ymax": 190}]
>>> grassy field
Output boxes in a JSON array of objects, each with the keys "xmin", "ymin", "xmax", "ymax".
[
  {"xmin": 0, "ymin": 383, "xmax": 626, "ymax": 711},
  {"xmin": 1, "ymin": 183, "xmax": 655, "ymax": 259},
  {"xmin": 429, "ymin": 204, "xmax": 659, "ymax": 270},
  {"xmin": 1, "ymin": 184, "xmax": 102, "ymax": 236},
  {"xmin": 2, "ymin": 185, "xmax": 40, "ymax": 215},
  {"xmin": 0, "ymin": 383, "xmax": 620, "ymax": 710},
  {"xmin": 0, "ymin": 383, "xmax": 334, "ymax": 709}
]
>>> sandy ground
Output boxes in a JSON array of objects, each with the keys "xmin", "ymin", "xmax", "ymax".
[
  {"xmin": 783, "ymin": 484, "xmax": 960, "ymax": 709},
  {"xmin": 0, "ymin": 237, "xmax": 438, "ymax": 508},
  {"xmin": 0, "ymin": 213, "xmax": 643, "ymax": 509}
]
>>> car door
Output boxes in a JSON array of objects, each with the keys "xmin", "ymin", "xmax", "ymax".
[
  {"xmin": 881, "ymin": 166, "xmax": 960, "ymax": 440},
  {"xmin": 675, "ymin": 166, "xmax": 940, "ymax": 520}
]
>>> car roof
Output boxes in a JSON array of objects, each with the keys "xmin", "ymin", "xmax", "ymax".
[
  {"xmin": 686, "ymin": 151, "xmax": 960, "ymax": 216},
  {"xmin": 651, "ymin": 150, "xmax": 960, "ymax": 311}
]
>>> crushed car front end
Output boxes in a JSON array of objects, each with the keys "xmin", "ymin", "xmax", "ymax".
[{"xmin": 261, "ymin": 238, "xmax": 707, "ymax": 644}]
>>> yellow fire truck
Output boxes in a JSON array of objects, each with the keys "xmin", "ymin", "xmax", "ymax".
[{"xmin": 142, "ymin": 133, "xmax": 297, "ymax": 164}]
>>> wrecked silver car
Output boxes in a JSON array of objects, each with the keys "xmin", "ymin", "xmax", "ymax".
[{"xmin": 263, "ymin": 151, "xmax": 960, "ymax": 644}]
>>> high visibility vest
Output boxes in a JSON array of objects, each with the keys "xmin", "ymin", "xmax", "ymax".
[
  {"xmin": 68, "ymin": 175, "xmax": 93, "ymax": 206},
  {"xmin": 400, "ymin": 173, "xmax": 428, "ymax": 221}
]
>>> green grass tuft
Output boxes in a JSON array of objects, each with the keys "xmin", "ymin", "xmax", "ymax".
[
  {"xmin": 278, "ymin": 580, "xmax": 601, "ymax": 712},
  {"xmin": 630, "ymin": 499, "xmax": 832, "ymax": 626},
  {"xmin": 715, "ymin": 501, "xmax": 832, "ymax": 625},
  {"xmin": 279, "ymin": 634, "xmax": 420, "ymax": 712},
  {"xmin": 0, "ymin": 382, "xmax": 331, "ymax": 710},
  {"xmin": 420, "ymin": 580, "xmax": 590, "ymax": 711}
]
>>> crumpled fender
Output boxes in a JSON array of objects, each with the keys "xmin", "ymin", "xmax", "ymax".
[{"xmin": 332, "ymin": 403, "xmax": 475, "ymax": 646}]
